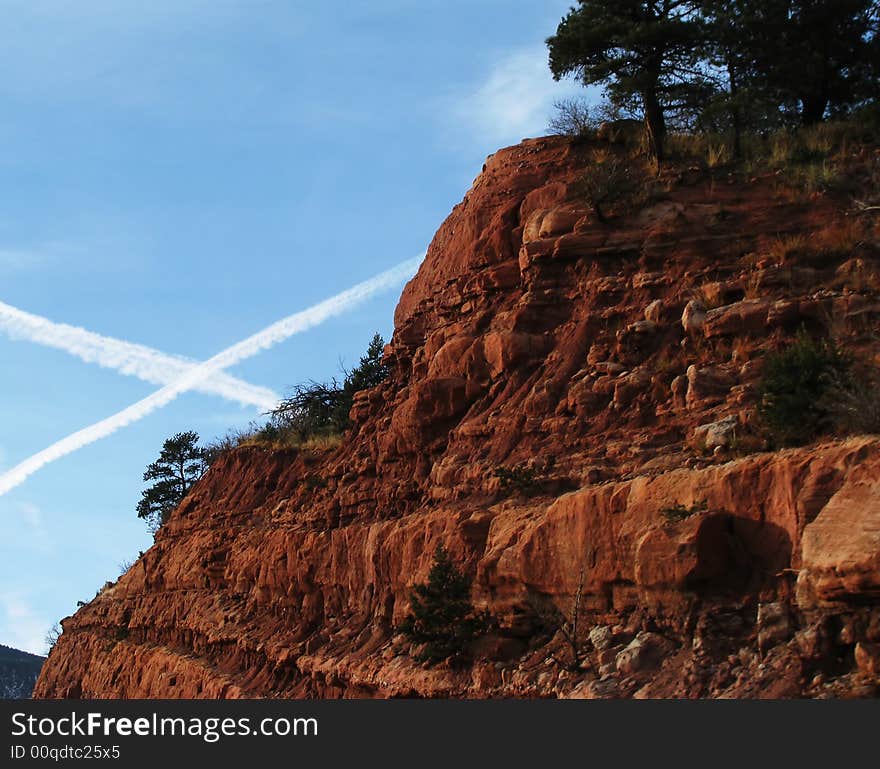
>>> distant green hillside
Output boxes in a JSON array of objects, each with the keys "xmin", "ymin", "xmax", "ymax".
[{"xmin": 0, "ymin": 644, "xmax": 46, "ymax": 699}]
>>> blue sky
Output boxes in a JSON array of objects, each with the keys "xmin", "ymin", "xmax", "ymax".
[{"xmin": 0, "ymin": 0, "xmax": 582, "ymax": 654}]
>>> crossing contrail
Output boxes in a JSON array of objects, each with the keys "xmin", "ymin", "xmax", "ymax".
[
  {"xmin": 0, "ymin": 254, "xmax": 423, "ymax": 498},
  {"xmin": 0, "ymin": 300, "xmax": 279, "ymax": 411}
]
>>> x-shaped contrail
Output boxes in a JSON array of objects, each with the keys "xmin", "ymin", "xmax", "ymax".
[
  {"xmin": 0, "ymin": 300, "xmax": 280, "ymax": 411},
  {"xmin": 0, "ymin": 254, "xmax": 423, "ymax": 497}
]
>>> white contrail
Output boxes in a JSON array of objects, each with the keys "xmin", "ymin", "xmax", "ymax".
[
  {"xmin": 0, "ymin": 254, "xmax": 423, "ymax": 498},
  {"xmin": 0, "ymin": 300, "xmax": 279, "ymax": 412}
]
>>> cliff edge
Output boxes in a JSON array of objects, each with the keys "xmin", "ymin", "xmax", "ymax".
[{"xmin": 35, "ymin": 136, "xmax": 880, "ymax": 698}]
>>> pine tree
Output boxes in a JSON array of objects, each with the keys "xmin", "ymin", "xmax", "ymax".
[
  {"xmin": 342, "ymin": 332, "xmax": 388, "ymax": 393},
  {"xmin": 767, "ymin": 0, "xmax": 878, "ymax": 125},
  {"xmin": 333, "ymin": 332, "xmax": 388, "ymax": 427},
  {"xmin": 699, "ymin": 1, "xmax": 773, "ymax": 156},
  {"xmin": 399, "ymin": 546, "xmax": 493, "ymax": 665},
  {"xmin": 546, "ymin": 0, "xmax": 708, "ymax": 163},
  {"xmin": 136, "ymin": 431, "xmax": 207, "ymax": 534},
  {"xmin": 702, "ymin": 0, "xmax": 879, "ymax": 129}
]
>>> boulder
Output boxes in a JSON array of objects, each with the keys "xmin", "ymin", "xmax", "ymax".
[
  {"xmin": 482, "ymin": 332, "xmax": 549, "ymax": 378},
  {"xmin": 626, "ymin": 320, "xmax": 658, "ymax": 335},
  {"xmin": 615, "ymin": 632, "xmax": 673, "ymax": 675},
  {"xmin": 703, "ymin": 299, "xmax": 770, "ymax": 338},
  {"xmin": 567, "ymin": 677, "xmax": 620, "ymax": 699},
  {"xmin": 594, "ymin": 360, "xmax": 627, "ymax": 375},
  {"xmin": 681, "ymin": 299, "xmax": 707, "ymax": 333},
  {"xmin": 854, "ymin": 643, "xmax": 880, "ymax": 678},
  {"xmin": 692, "ymin": 415, "xmax": 738, "ymax": 450},
  {"xmin": 644, "ymin": 299, "xmax": 664, "ymax": 324},
  {"xmin": 757, "ymin": 602, "xmax": 794, "ymax": 654},
  {"xmin": 589, "ymin": 625, "xmax": 614, "ymax": 651},
  {"xmin": 538, "ymin": 207, "xmax": 583, "ymax": 238}
]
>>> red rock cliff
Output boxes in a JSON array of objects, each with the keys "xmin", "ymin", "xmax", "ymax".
[{"xmin": 35, "ymin": 136, "xmax": 880, "ymax": 698}]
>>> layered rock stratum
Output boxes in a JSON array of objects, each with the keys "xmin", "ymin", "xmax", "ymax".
[{"xmin": 35, "ymin": 136, "xmax": 880, "ymax": 698}]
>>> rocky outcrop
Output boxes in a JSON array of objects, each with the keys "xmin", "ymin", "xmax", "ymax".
[{"xmin": 35, "ymin": 136, "xmax": 880, "ymax": 699}]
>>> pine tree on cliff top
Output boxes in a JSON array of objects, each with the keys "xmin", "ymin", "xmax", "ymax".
[
  {"xmin": 136, "ymin": 431, "xmax": 207, "ymax": 535},
  {"xmin": 399, "ymin": 546, "xmax": 493, "ymax": 665},
  {"xmin": 546, "ymin": 0, "xmax": 708, "ymax": 163}
]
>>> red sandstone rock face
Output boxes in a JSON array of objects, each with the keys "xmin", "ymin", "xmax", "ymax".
[{"xmin": 35, "ymin": 137, "xmax": 880, "ymax": 699}]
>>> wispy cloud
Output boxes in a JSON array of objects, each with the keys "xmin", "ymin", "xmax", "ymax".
[
  {"xmin": 0, "ymin": 300, "xmax": 279, "ymax": 412},
  {"xmin": 0, "ymin": 254, "xmax": 423, "ymax": 498},
  {"xmin": 447, "ymin": 45, "xmax": 582, "ymax": 149}
]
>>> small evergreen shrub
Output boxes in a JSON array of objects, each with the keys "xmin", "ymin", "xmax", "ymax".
[
  {"xmin": 756, "ymin": 332, "xmax": 850, "ymax": 447},
  {"xmin": 398, "ymin": 546, "xmax": 493, "ymax": 666},
  {"xmin": 660, "ymin": 499, "xmax": 708, "ymax": 523},
  {"xmin": 493, "ymin": 464, "xmax": 541, "ymax": 497}
]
